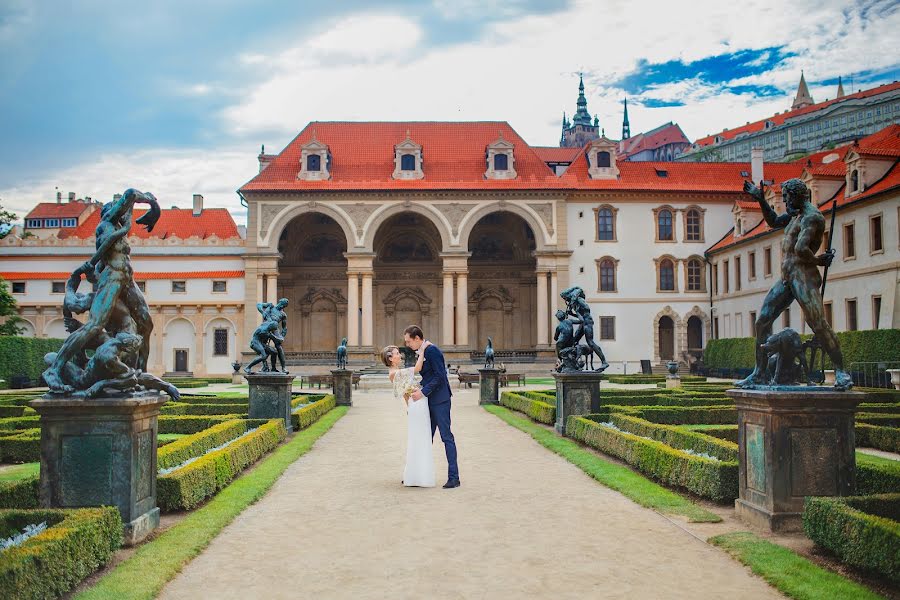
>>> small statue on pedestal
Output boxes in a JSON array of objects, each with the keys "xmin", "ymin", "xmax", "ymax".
[
  {"xmin": 555, "ymin": 287, "xmax": 609, "ymax": 373},
  {"xmin": 256, "ymin": 298, "xmax": 289, "ymax": 373},
  {"xmin": 484, "ymin": 337, "xmax": 495, "ymax": 369},
  {"xmin": 245, "ymin": 321, "xmax": 285, "ymax": 374},
  {"xmin": 336, "ymin": 337, "xmax": 348, "ymax": 370}
]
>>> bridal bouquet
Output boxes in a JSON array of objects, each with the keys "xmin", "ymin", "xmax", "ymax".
[{"xmin": 403, "ymin": 382, "xmax": 421, "ymax": 398}]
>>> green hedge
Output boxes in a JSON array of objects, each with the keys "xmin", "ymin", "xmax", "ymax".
[
  {"xmin": 0, "ymin": 336, "xmax": 65, "ymax": 386},
  {"xmin": 176, "ymin": 394, "xmax": 250, "ymax": 404},
  {"xmin": 679, "ymin": 425, "xmax": 739, "ymax": 443},
  {"xmin": 857, "ymin": 456, "xmax": 900, "ymax": 495},
  {"xmin": 157, "ymin": 419, "xmax": 268, "ymax": 470},
  {"xmin": 160, "ymin": 402, "xmax": 248, "ymax": 416},
  {"xmin": 0, "ymin": 477, "xmax": 38, "ymax": 509},
  {"xmin": 0, "ymin": 430, "xmax": 39, "ymax": 463},
  {"xmin": 803, "ymin": 494, "xmax": 900, "ymax": 583},
  {"xmin": 857, "ymin": 413, "xmax": 900, "ymax": 427},
  {"xmin": 521, "ymin": 390, "xmax": 556, "ymax": 403},
  {"xmin": 596, "ymin": 394, "xmax": 732, "ymax": 408},
  {"xmin": 566, "ymin": 416, "xmax": 738, "ymax": 502},
  {"xmin": 856, "ymin": 403, "xmax": 900, "ymax": 414},
  {"xmin": 704, "ymin": 329, "xmax": 900, "ymax": 369},
  {"xmin": 856, "ymin": 424, "xmax": 900, "ymax": 453},
  {"xmin": 606, "ymin": 414, "xmax": 738, "ymax": 462},
  {"xmin": 0, "ymin": 416, "xmax": 39, "ymax": 432},
  {"xmin": 0, "ymin": 507, "xmax": 122, "ymax": 600},
  {"xmin": 499, "ymin": 392, "xmax": 555, "ymax": 424},
  {"xmin": 606, "ymin": 405, "xmax": 738, "ymax": 425},
  {"xmin": 157, "ymin": 419, "xmax": 288, "ymax": 511},
  {"xmin": 293, "ymin": 395, "xmax": 336, "ymax": 430},
  {"xmin": 157, "ymin": 414, "xmax": 244, "ymax": 435},
  {"xmin": 607, "ymin": 375, "xmax": 707, "ymax": 384}
]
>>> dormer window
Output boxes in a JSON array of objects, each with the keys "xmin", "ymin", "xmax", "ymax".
[
  {"xmin": 587, "ymin": 137, "xmax": 619, "ymax": 180},
  {"xmin": 596, "ymin": 151, "xmax": 611, "ymax": 168},
  {"xmin": 850, "ymin": 169, "xmax": 859, "ymax": 192},
  {"xmin": 485, "ymin": 133, "xmax": 517, "ymax": 180},
  {"xmin": 298, "ymin": 136, "xmax": 331, "ymax": 181},
  {"xmin": 393, "ymin": 132, "xmax": 424, "ymax": 180}
]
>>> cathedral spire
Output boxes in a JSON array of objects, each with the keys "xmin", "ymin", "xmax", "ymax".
[
  {"xmin": 836, "ymin": 75, "xmax": 845, "ymax": 98},
  {"xmin": 622, "ymin": 98, "xmax": 631, "ymax": 140},
  {"xmin": 791, "ymin": 70, "xmax": 814, "ymax": 110},
  {"xmin": 572, "ymin": 73, "xmax": 592, "ymax": 126}
]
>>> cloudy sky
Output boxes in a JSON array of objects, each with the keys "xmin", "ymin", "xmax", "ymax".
[{"xmin": 1, "ymin": 0, "xmax": 898, "ymax": 223}]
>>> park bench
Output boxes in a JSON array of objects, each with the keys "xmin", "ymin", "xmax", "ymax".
[
  {"xmin": 457, "ymin": 373, "xmax": 479, "ymax": 388},
  {"xmin": 500, "ymin": 373, "xmax": 525, "ymax": 387}
]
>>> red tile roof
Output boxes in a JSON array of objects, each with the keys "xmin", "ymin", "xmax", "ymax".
[
  {"xmin": 849, "ymin": 124, "xmax": 900, "ymax": 158},
  {"xmin": 532, "ymin": 146, "xmax": 582, "ymax": 162},
  {"xmin": 617, "ymin": 123, "xmax": 690, "ymax": 158},
  {"xmin": 59, "ymin": 208, "xmax": 241, "ymax": 240},
  {"xmin": 25, "ymin": 202, "xmax": 97, "ymax": 220},
  {"xmin": 1, "ymin": 271, "xmax": 244, "ymax": 280},
  {"xmin": 693, "ymin": 81, "xmax": 900, "ymax": 148},
  {"xmin": 735, "ymin": 201, "xmax": 762, "ymax": 210}
]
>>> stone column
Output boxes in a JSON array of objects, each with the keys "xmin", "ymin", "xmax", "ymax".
[
  {"xmin": 266, "ymin": 274, "xmax": 278, "ymax": 304},
  {"xmin": 549, "ymin": 270, "xmax": 559, "ymax": 342},
  {"xmin": 536, "ymin": 271, "xmax": 549, "ymax": 346},
  {"xmin": 256, "ymin": 276, "xmax": 264, "ymax": 313},
  {"xmin": 346, "ymin": 273, "xmax": 359, "ymax": 346},
  {"xmin": 442, "ymin": 272, "xmax": 455, "ymax": 346},
  {"xmin": 455, "ymin": 272, "xmax": 468, "ymax": 347},
  {"xmin": 361, "ymin": 273, "xmax": 373, "ymax": 347}
]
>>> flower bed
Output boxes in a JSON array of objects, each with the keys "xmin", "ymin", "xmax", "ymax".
[
  {"xmin": 566, "ymin": 415, "xmax": 738, "ymax": 502},
  {"xmin": 499, "ymin": 392, "xmax": 555, "ymax": 424},
  {"xmin": 803, "ymin": 494, "xmax": 900, "ymax": 583},
  {"xmin": 157, "ymin": 418, "xmax": 269, "ymax": 470},
  {"xmin": 292, "ymin": 395, "xmax": 336, "ymax": 430},
  {"xmin": 157, "ymin": 419, "xmax": 288, "ymax": 511},
  {"xmin": 0, "ymin": 507, "xmax": 122, "ymax": 599}
]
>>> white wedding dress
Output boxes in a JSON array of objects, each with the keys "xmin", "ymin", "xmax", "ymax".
[{"xmin": 393, "ymin": 367, "xmax": 435, "ymax": 487}]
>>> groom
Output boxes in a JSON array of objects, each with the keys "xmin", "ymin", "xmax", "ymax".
[{"xmin": 404, "ymin": 325, "xmax": 460, "ymax": 489}]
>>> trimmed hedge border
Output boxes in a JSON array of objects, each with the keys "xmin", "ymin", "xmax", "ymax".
[
  {"xmin": 0, "ymin": 416, "xmax": 39, "ymax": 432},
  {"xmin": 0, "ymin": 431, "xmax": 39, "ymax": 463},
  {"xmin": 0, "ymin": 507, "xmax": 122, "ymax": 600},
  {"xmin": 157, "ymin": 414, "xmax": 244, "ymax": 435},
  {"xmin": 157, "ymin": 419, "xmax": 268, "ymax": 470},
  {"xmin": 293, "ymin": 395, "xmax": 336, "ymax": 430},
  {"xmin": 566, "ymin": 415, "xmax": 738, "ymax": 502},
  {"xmin": 856, "ymin": 423, "xmax": 900, "ymax": 453},
  {"xmin": 0, "ymin": 477, "xmax": 38, "ymax": 509},
  {"xmin": 605, "ymin": 413, "xmax": 738, "ymax": 462},
  {"xmin": 803, "ymin": 494, "xmax": 900, "ymax": 583},
  {"xmin": 0, "ymin": 336, "xmax": 65, "ymax": 387},
  {"xmin": 857, "ymin": 413, "xmax": 900, "ymax": 427},
  {"xmin": 160, "ymin": 402, "xmax": 249, "ymax": 416},
  {"xmin": 857, "ymin": 455, "xmax": 900, "ymax": 496},
  {"xmin": 606, "ymin": 404, "xmax": 738, "ymax": 425},
  {"xmin": 680, "ymin": 425, "xmax": 739, "ymax": 443},
  {"xmin": 597, "ymin": 395, "xmax": 731, "ymax": 408},
  {"xmin": 157, "ymin": 419, "xmax": 288, "ymax": 511},
  {"xmin": 499, "ymin": 391, "xmax": 555, "ymax": 424}
]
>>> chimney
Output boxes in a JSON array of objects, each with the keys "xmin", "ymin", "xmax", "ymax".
[
  {"xmin": 751, "ymin": 147, "xmax": 765, "ymax": 186},
  {"xmin": 192, "ymin": 194, "xmax": 203, "ymax": 216},
  {"xmin": 68, "ymin": 192, "xmax": 76, "ymax": 203},
  {"xmin": 56, "ymin": 191, "xmax": 62, "ymax": 204}
]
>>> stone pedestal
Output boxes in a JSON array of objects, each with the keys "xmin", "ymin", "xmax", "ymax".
[
  {"xmin": 478, "ymin": 369, "xmax": 501, "ymax": 405},
  {"xmin": 232, "ymin": 372, "xmax": 244, "ymax": 385},
  {"xmin": 29, "ymin": 393, "xmax": 168, "ymax": 545},
  {"xmin": 887, "ymin": 369, "xmax": 900, "ymax": 391},
  {"xmin": 245, "ymin": 372, "xmax": 294, "ymax": 432},
  {"xmin": 823, "ymin": 370, "xmax": 836, "ymax": 385},
  {"xmin": 727, "ymin": 388, "xmax": 863, "ymax": 532},
  {"xmin": 332, "ymin": 370, "xmax": 353, "ymax": 406},
  {"xmin": 553, "ymin": 372, "xmax": 603, "ymax": 435},
  {"xmin": 665, "ymin": 376, "xmax": 682, "ymax": 389}
]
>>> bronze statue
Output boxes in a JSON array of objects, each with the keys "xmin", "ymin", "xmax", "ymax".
[
  {"xmin": 554, "ymin": 309, "xmax": 586, "ymax": 373},
  {"xmin": 336, "ymin": 337, "xmax": 348, "ymax": 370},
  {"xmin": 761, "ymin": 328, "xmax": 810, "ymax": 386},
  {"xmin": 41, "ymin": 189, "xmax": 172, "ymax": 399},
  {"xmin": 736, "ymin": 179, "xmax": 851, "ymax": 390},
  {"xmin": 560, "ymin": 286, "xmax": 609, "ymax": 372},
  {"xmin": 257, "ymin": 298, "xmax": 289, "ymax": 373},
  {"xmin": 484, "ymin": 337, "xmax": 495, "ymax": 369},
  {"xmin": 245, "ymin": 320, "xmax": 285, "ymax": 374}
]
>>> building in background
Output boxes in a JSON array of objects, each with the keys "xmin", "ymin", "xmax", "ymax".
[{"xmin": 22, "ymin": 192, "xmax": 100, "ymax": 239}]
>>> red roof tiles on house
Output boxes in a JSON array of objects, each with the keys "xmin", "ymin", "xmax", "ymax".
[
  {"xmin": 532, "ymin": 146, "xmax": 582, "ymax": 162},
  {"xmin": 1, "ymin": 271, "xmax": 244, "ymax": 280},
  {"xmin": 59, "ymin": 208, "xmax": 241, "ymax": 240},
  {"xmin": 850, "ymin": 124, "xmax": 900, "ymax": 158},
  {"xmin": 25, "ymin": 202, "xmax": 97, "ymax": 220},
  {"xmin": 617, "ymin": 123, "xmax": 690, "ymax": 158}
]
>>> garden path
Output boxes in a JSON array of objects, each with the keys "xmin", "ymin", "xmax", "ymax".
[{"xmin": 158, "ymin": 388, "xmax": 782, "ymax": 599}]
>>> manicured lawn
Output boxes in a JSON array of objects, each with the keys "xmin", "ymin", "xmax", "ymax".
[
  {"xmin": 157, "ymin": 433, "xmax": 186, "ymax": 443},
  {"xmin": 524, "ymin": 377, "xmax": 555, "ymax": 385},
  {"xmin": 710, "ymin": 531, "xmax": 884, "ymax": 600},
  {"xmin": 0, "ymin": 461, "xmax": 39, "ymax": 483},
  {"xmin": 77, "ymin": 407, "xmax": 347, "ymax": 600},
  {"xmin": 484, "ymin": 405, "xmax": 720, "ymax": 523},
  {"xmin": 856, "ymin": 451, "xmax": 898, "ymax": 467}
]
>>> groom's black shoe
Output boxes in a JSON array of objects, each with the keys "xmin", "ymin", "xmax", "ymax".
[{"xmin": 443, "ymin": 479, "xmax": 460, "ymax": 489}]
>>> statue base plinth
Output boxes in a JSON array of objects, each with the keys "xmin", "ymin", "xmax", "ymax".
[
  {"xmin": 232, "ymin": 372, "xmax": 243, "ymax": 385},
  {"xmin": 29, "ymin": 393, "xmax": 168, "ymax": 545},
  {"xmin": 245, "ymin": 372, "xmax": 295, "ymax": 432},
  {"xmin": 553, "ymin": 372, "xmax": 603, "ymax": 436},
  {"xmin": 478, "ymin": 369, "xmax": 501, "ymax": 405},
  {"xmin": 727, "ymin": 388, "xmax": 864, "ymax": 532},
  {"xmin": 331, "ymin": 370, "xmax": 353, "ymax": 406},
  {"xmin": 665, "ymin": 376, "xmax": 682, "ymax": 389}
]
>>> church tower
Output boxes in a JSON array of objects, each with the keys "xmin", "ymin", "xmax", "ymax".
[
  {"xmin": 836, "ymin": 76, "xmax": 845, "ymax": 99},
  {"xmin": 560, "ymin": 74, "xmax": 601, "ymax": 147},
  {"xmin": 791, "ymin": 71, "xmax": 815, "ymax": 110},
  {"xmin": 622, "ymin": 98, "xmax": 631, "ymax": 140}
]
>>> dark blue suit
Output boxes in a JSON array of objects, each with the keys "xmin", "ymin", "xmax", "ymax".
[{"xmin": 420, "ymin": 343, "xmax": 459, "ymax": 481}]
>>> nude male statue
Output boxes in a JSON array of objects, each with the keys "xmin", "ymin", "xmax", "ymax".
[
  {"xmin": 736, "ymin": 178, "xmax": 852, "ymax": 390},
  {"xmin": 258, "ymin": 298, "xmax": 289, "ymax": 372}
]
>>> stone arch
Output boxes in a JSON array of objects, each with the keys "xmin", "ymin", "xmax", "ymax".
[
  {"xmin": 681, "ymin": 306, "xmax": 711, "ymax": 356},
  {"xmin": 363, "ymin": 203, "xmax": 452, "ymax": 252},
  {"xmin": 261, "ymin": 203, "xmax": 356, "ymax": 252},
  {"xmin": 204, "ymin": 317, "xmax": 237, "ymax": 375},
  {"xmin": 44, "ymin": 318, "xmax": 69, "ymax": 340},
  {"xmin": 467, "ymin": 285, "xmax": 516, "ymax": 348},
  {"xmin": 163, "ymin": 317, "xmax": 196, "ymax": 374},
  {"xmin": 652, "ymin": 306, "xmax": 682, "ymax": 364},
  {"xmin": 299, "ymin": 287, "xmax": 347, "ymax": 351},
  {"xmin": 458, "ymin": 202, "xmax": 550, "ymax": 251},
  {"xmin": 16, "ymin": 319, "xmax": 35, "ymax": 338}
]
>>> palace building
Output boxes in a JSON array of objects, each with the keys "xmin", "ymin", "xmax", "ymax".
[{"xmin": 4, "ymin": 122, "xmax": 896, "ymax": 377}]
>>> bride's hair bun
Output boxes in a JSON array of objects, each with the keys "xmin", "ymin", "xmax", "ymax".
[{"xmin": 381, "ymin": 345, "xmax": 399, "ymax": 367}]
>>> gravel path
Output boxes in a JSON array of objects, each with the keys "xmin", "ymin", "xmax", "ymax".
[{"xmin": 159, "ymin": 388, "xmax": 782, "ymax": 599}]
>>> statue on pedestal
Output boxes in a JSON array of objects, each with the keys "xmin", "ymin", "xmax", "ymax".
[
  {"xmin": 245, "ymin": 321, "xmax": 285, "ymax": 374},
  {"xmin": 484, "ymin": 337, "xmax": 495, "ymax": 369},
  {"xmin": 255, "ymin": 298, "xmax": 289, "ymax": 373},
  {"xmin": 336, "ymin": 337, "xmax": 348, "ymax": 370},
  {"xmin": 40, "ymin": 189, "xmax": 177, "ymax": 400},
  {"xmin": 555, "ymin": 286, "xmax": 609, "ymax": 373},
  {"xmin": 736, "ymin": 179, "xmax": 852, "ymax": 390}
]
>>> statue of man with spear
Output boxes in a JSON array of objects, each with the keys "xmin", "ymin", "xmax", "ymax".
[{"xmin": 736, "ymin": 178, "xmax": 852, "ymax": 390}]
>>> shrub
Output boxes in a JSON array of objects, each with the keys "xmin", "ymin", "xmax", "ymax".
[
  {"xmin": 857, "ymin": 403, "xmax": 900, "ymax": 414},
  {"xmin": 177, "ymin": 394, "xmax": 249, "ymax": 404},
  {"xmin": 597, "ymin": 395, "xmax": 732, "ymax": 408},
  {"xmin": 157, "ymin": 419, "xmax": 268, "ymax": 470},
  {"xmin": 0, "ymin": 477, "xmax": 38, "ymax": 509},
  {"xmin": 160, "ymin": 402, "xmax": 248, "ymax": 416},
  {"xmin": 521, "ymin": 390, "xmax": 556, "ymax": 403},
  {"xmin": 857, "ymin": 414, "xmax": 900, "ymax": 427},
  {"xmin": 0, "ymin": 416, "xmax": 39, "ymax": 432},
  {"xmin": 167, "ymin": 380, "xmax": 210, "ymax": 388},
  {"xmin": 157, "ymin": 419, "xmax": 287, "ymax": 511},
  {"xmin": 857, "ymin": 388, "xmax": 900, "ymax": 404},
  {"xmin": 293, "ymin": 395, "xmax": 336, "ymax": 430},
  {"xmin": 857, "ymin": 456, "xmax": 900, "ymax": 495},
  {"xmin": 157, "ymin": 414, "xmax": 245, "ymax": 435},
  {"xmin": 499, "ymin": 392, "xmax": 555, "ymax": 424},
  {"xmin": 0, "ymin": 406, "xmax": 26, "ymax": 418},
  {"xmin": 606, "ymin": 413, "xmax": 738, "ymax": 461},
  {"xmin": 803, "ymin": 494, "xmax": 900, "ymax": 583},
  {"xmin": 606, "ymin": 405, "xmax": 738, "ymax": 425},
  {"xmin": 856, "ymin": 424, "xmax": 900, "ymax": 453},
  {"xmin": 566, "ymin": 416, "xmax": 738, "ymax": 502},
  {"xmin": 0, "ymin": 507, "xmax": 122, "ymax": 600},
  {"xmin": 679, "ymin": 425, "xmax": 739, "ymax": 443},
  {"xmin": 0, "ymin": 336, "xmax": 65, "ymax": 386},
  {"xmin": 0, "ymin": 431, "xmax": 39, "ymax": 463}
]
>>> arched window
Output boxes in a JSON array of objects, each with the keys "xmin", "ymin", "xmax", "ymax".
[
  {"xmin": 596, "ymin": 207, "xmax": 615, "ymax": 240},
  {"xmin": 401, "ymin": 154, "xmax": 416, "ymax": 171},
  {"xmin": 686, "ymin": 258, "xmax": 704, "ymax": 291},
  {"xmin": 494, "ymin": 153, "xmax": 508, "ymax": 171},
  {"xmin": 657, "ymin": 209, "xmax": 674, "ymax": 241},
  {"xmin": 685, "ymin": 209, "xmax": 703, "ymax": 241},
  {"xmin": 850, "ymin": 169, "xmax": 859, "ymax": 192},
  {"xmin": 598, "ymin": 258, "xmax": 617, "ymax": 292},
  {"xmin": 306, "ymin": 154, "xmax": 321, "ymax": 171},
  {"xmin": 659, "ymin": 258, "xmax": 675, "ymax": 291},
  {"xmin": 596, "ymin": 151, "xmax": 611, "ymax": 167}
]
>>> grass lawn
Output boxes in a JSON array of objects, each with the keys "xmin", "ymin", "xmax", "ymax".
[
  {"xmin": 157, "ymin": 434, "xmax": 187, "ymax": 443},
  {"xmin": 710, "ymin": 532, "xmax": 884, "ymax": 600},
  {"xmin": 484, "ymin": 405, "xmax": 720, "ymax": 523},
  {"xmin": 0, "ymin": 461, "xmax": 39, "ymax": 483},
  {"xmin": 524, "ymin": 377, "xmax": 555, "ymax": 385},
  {"xmin": 77, "ymin": 406, "xmax": 348, "ymax": 600},
  {"xmin": 856, "ymin": 451, "xmax": 898, "ymax": 467}
]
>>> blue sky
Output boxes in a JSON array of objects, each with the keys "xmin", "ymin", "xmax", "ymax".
[{"xmin": 1, "ymin": 0, "xmax": 898, "ymax": 221}]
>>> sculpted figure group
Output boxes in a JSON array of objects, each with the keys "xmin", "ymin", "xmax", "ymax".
[
  {"xmin": 554, "ymin": 286, "xmax": 609, "ymax": 373},
  {"xmin": 245, "ymin": 298, "xmax": 290, "ymax": 374}
]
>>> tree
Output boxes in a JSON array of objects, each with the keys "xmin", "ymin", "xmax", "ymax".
[
  {"xmin": 0, "ymin": 277, "xmax": 25, "ymax": 335},
  {"xmin": 0, "ymin": 197, "xmax": 17, "ymax": 239}
]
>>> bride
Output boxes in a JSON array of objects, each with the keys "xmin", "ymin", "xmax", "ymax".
[{"xmin": 384, "ymin": 343, "xmax": 435, "ymax": 488}]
